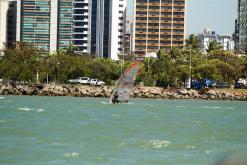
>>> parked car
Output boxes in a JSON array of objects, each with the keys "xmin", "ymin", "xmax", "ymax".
[
  {"xmin": 235, "ymin": 82, "xmax": 247, "ymax": 89},
  {"xmin": 215, "ymin": 82, "xmax": 228, "ymax": 88},
  {"xmin": 205, "ymin": 79, "xmax": 216, "ymax": 88},
  {"xmin": 191, "ymin": 79, "xmax": 215, "ymax": 89},
  {"xmin": 68, "ymin": 77, "xmax": 91, "ymax": 84},
  {"xmin": 90, "ymin": 79, "xmax": 105, "ymax": 86}
]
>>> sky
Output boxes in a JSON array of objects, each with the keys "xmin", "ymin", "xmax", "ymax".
[{"xmin": 127, "ymin": 0, "xmax": 237, "ymax": 36}]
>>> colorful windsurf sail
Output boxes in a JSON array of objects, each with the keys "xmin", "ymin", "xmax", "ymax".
[{"xmin": 109, "ymin": 62, "xmax": 141, "ymax": 104}]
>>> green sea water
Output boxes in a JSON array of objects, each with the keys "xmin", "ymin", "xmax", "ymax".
[{"xmin": 0, "ymin": 96, "xmax": 247, "ymax": 165}]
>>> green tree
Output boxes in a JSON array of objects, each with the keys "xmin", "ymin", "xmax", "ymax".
[
  {"xmin": 206, "ymin": 41, "xmax": 222, "ymax": 53},
  {"xmin": 185, "ymin": 34, "xmax": 201, "ymax": 51}
]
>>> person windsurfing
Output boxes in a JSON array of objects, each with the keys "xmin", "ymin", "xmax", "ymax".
[
  {"xmin": 112, "ymin": 92, "xmax": 119, "ymax": 104},
  {"xmin": 108, "ymin": 62, "xmax": 141, "ymax": 104}
]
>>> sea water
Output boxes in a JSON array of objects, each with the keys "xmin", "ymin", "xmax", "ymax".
[{"xmin": 0, "ymin": 96, "xmax": 247, "ymax": 165}]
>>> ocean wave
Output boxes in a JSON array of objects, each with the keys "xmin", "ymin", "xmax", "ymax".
[
  {"xmin": 37, "ymin": 109, "xmax": 44, "ymax": 113},
  {"xmin": 18, "ymin": 107, "xmax": 44, "ymax": 113},
  {"xmin": 118, "ymin": 142, "xmax": 126, "ymax": 147},
  {"xmin": 63, "ymin": 152, "xmax": 80, "ymax": 158},
  {"xmin": 205, "ymin": 150, "xmax": 211, "ymax": 154},
  {"xmin": 176, "ymin": 106, "xmax": 186, "ymax": 108},
  {"xmin": 0, "ymin": 97, "xmax": 5, "ymax": 99},
  {"xmin": 201, "ymin": 106, "xmax": 234, "ymax": 110},
  {"xmin": 18, "ymin": 108, "xmax": 35, "ymax": 111},
  {"xmin": 142, "ymin": 139, "xmax": 171, "ymax": 149},
  {"xmin": 186, "ymin": 145, "xmax": 196, "ymax": 149},
  {"xmin": 176, "ymin": 105, "xmax": 234, "ymax": 110},
  {"xmin": 112, "ymin": 113, "xmax": 121, "ymax": 117},
  {"xmin": 195, "ymin": 120, "xmax": 203, "ymax": 124},
  {"xmin": 0, "ymin": 120, "xmax": 7, "ymax": 123},
  {"xmin": 100, "ymin": 101, "xmax": 109, "ymax": 104},
  {"xmin": 101, "ymin": 101, "xmax": 135, "ymax": 105}
]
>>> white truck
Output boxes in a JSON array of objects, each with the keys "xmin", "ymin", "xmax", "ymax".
[
  {"xmin": 68, "ymin": 77, "xmax": 91, "ymax": 84},
  {"xmin": 90, "ymin": 79, "xmax": 105, "ymax": 86}
]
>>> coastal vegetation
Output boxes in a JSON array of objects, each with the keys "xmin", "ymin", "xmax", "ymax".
[{"xmin": 0, "ymin": 39, "xmax": 247, "ymax": 87}]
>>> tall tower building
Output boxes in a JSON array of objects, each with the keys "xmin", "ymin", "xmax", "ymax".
[
  {"xmin": 15, "ymin": 0, "xmax": 126, "ymax": 59},
  {"xmin": 16, "ymin": 0, "xmax": 90, "ymax": 52},
  {"xmin": 238, "ymin": 0, "xmax": 247, "ymax": 52},
  {"xmin": 90, "ymin": 0, "xmax": 126, "ymax": 59},
  {"xmin": 0, "ymin": 0, "xmax": 10, "ymax": 51},
  {"xmin": 134, "ymin": 0, "xmax": 186, "ymax": 55},
  {"xmin": 0, "ymin": 0, "xmax": 16, "ymax": 52}
]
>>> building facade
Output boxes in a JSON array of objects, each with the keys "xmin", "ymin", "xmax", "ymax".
[
  {"xmin": 233, "ymin": 0, "xmax": 241, "ymax": 51},
  {"xmin": 16, "ymin": 0, "xmax": 90, "ymax": 52},
  {"xmin": 15, "ymin": 0, "xmax": 126, "ymax": 59},
  {"xmin": 235, "ymin": 0, "xmax": 247, "ymax": 52},
  {"xmin": 90, "ymin": 0, "xmax": 126, "ymax": 59},
  {"xmin": 0, "ymin": 0, "xmax": 16, "ymax": 52},
  {"xmin": 0, "ymin": 0, "xmax": 9, "ymax": 51},
  {"xmin": 124, "ymin": 16, "xmax": 134, "ymax": 54},
  {"xmin": 199, "ymin": 29, "xmax": 234, "ymax": 53},
  {"xmin": 133, "ymin": 0, "xmax": 186, "ymax": 55}
]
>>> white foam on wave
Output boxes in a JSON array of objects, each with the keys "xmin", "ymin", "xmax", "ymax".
[
  {"xmin": 100, "ymin": 101, "xmax": 135, "ymax": 105},
  {"xmin": 177, "ymin": 105, "xmax": 234, "ymax": 110},
  {"xmin": 195, "ymin": 120, "xmax": 203, "ymax": 124},
  {"xmin": 18, "ymin": 107, "xmax": 35, "ymax": 111},
  {"xmin": 18, "ymin": 107, "xmax": 44, "ymax": 113},
  {"xmin": 205, "ymin": 150, "xmax": 211, "ymax": 154},
  {"xmin": 142, "ymin": 139, "xmax": 171, "ymax": 149},
  {"xmin": 100, "ymin": 101, "xmax": 109, "ymax": 104},
  {"xmin": 0, "ymin": 97, "xmax": 5, "ymax": 99},
  {"xmin": 37, "ymin": 109, "xmax": 44, "ymax": 113},
  {"xmin": 176, "ymin": 105, "xmax": 187, "ymax": 109},
  {"xmin": 186, "ymin": 145, "xmax": 196, "ymax": 149},
  {"xmin": 63, "ymin": 152, "xmax": 80, "ymax": 158},
  {"xmin": 201, "ymin": 106, "xmax": 234, "ymax": 110}
]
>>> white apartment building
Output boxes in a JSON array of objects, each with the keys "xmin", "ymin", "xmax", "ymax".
[
  {"xmin": 90, "ymin": 0, "xmax": 126, "ymax": 60},
  {"xmin": 0, "ymin": 0, "xmax": 9, "ymax": 51},
  {"xmin": 199, "ymin": 29, "xmax": 235, "ymax": 52}
]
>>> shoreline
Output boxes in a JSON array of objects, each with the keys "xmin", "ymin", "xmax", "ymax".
[{"xmin": 0, "ymin": 83, "xmax": 247, "ymax": 101}]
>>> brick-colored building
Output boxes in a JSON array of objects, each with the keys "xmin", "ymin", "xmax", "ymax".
[{"xmin": 134, "ymin": 0, "xmax": 186, "ymax": 55}]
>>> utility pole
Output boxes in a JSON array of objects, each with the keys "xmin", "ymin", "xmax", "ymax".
[
  {"xmin": 120, "ymin": 49, "xmax": 125, "ymax": 76},
  {"xmin": 189, "ymin": 45, "xmax": 192, "ymax": 89},
  {"xmin": 36, "ymin": 69, "xmax": 39, "ymax": 84}
]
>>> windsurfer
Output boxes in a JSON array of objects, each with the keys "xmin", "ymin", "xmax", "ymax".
[{"xmin": 112, "ymin": 92, "xmax": 119, "ymax": 104}]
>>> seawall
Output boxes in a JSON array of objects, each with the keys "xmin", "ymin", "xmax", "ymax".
[{"xmin": 0, "ymin": 84, "xmax": 247, "ymax": 101}]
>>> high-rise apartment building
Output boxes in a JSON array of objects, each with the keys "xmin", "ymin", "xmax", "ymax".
[
  {"xmin": 233, "ymin": 0, "xmax": 240, "ymax": 51},
  {"xmin": 16, "ymin": 0, "xmax": 90, "ymax": 52},
  {"xmin": 133, "ymin": 0, "xmax": 186, "ymax": 55},
  {"xmin": 14, "ymin": 0, "xmax": 126, "ymax": 59},
  {"xmin": 90, "ymin": 0, "xmax": 126, "ymax": 59},
  {"xmin": 0, "ymin": 0, "xmax": 9, "ymax": 51},
  {"xmin": 238, "ymin": 0, "xmax": 247, "ymax": 52},
  {"xmin": 0, "ymin": 0, "xmax": 16, "ymax": 52}
]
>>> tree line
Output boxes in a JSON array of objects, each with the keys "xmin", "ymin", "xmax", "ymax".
[{"xmin": 0, "ymin": 36, "xmax": 247, "ymax": 87}]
